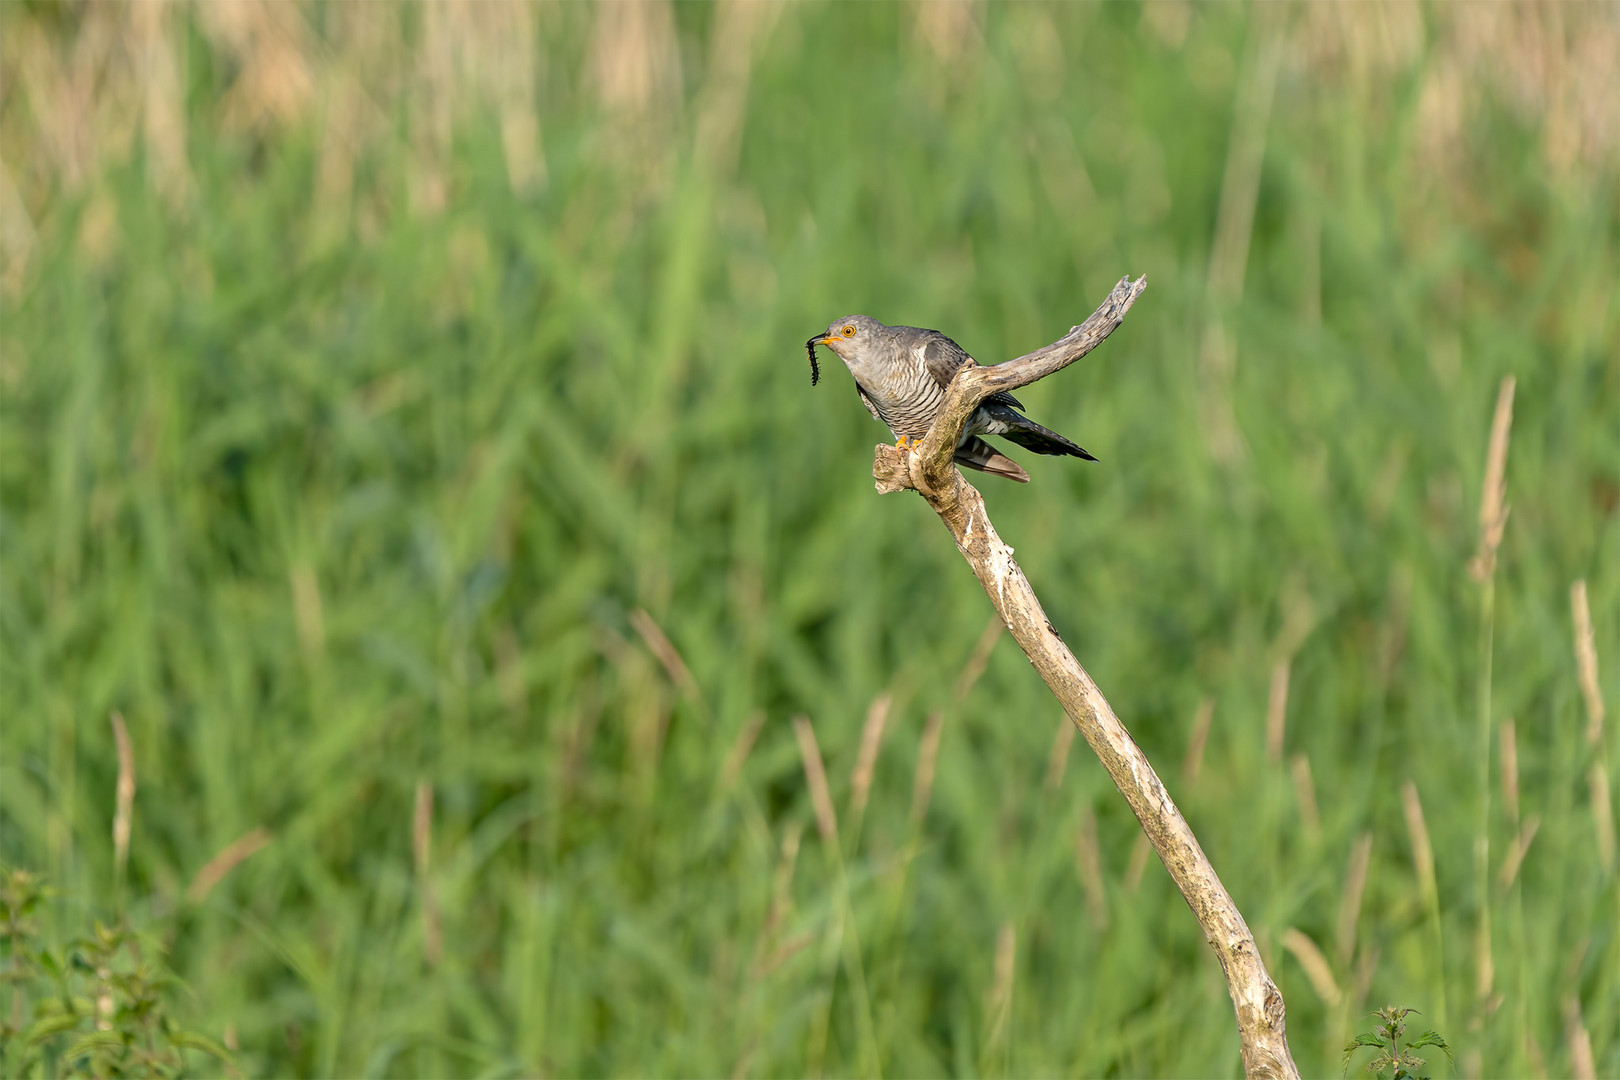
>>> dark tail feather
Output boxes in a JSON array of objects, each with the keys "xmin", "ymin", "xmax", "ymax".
[
  {"xmin": 998, "ymin": 415, "xmax": 1097, "ymax": 462},
  {"xmin": 955, "ymin": 436, "xmax": 1030, "ymax": 483}
]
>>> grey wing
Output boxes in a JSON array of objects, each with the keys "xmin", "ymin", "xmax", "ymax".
[
  {"xmin": 856, "ymin": 384, "xmax": 883, "ymax": 422},
  {"xmin": 918, "ymin": 333, "xmax": 1024, "ymax": 411}
]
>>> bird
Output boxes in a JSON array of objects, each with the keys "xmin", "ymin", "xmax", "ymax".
[{"xmin": 805, "ymin": 315, "xmax": 1096, "ymax": 483}]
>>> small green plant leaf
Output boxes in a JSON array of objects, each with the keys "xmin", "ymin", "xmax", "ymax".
[
  {"xmin": 1343, "ymin": 1031, "xmax": 1388, "ymax": 1071},
  {"xmin": 1409, "ymin": 1030, "xmax": 1454, "ymax": 1063},
  {"xmin": 171, "ymin": 1029, "xmax": 236, "ymax": 1062},
  {"xmin": 62, "ymin": 1028, "xmax": 128, "ymax": 1059},
  {"xmin": 23, "ymin": 1012, "xmax": 83, "ymax": 1046},
  {"xmin": 35, "ymin": 949, "xmax": 64, "ymax": 980}
]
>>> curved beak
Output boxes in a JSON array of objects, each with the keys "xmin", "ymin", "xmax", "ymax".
[{"xmin": 805, "ymin": 333, "xmax": 831, "ymax": 350}]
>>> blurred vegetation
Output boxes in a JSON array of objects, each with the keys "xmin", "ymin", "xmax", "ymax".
[
  {"xmin": 1, "ymin": 867, "xmax": 236, "ymax": 1078},
  {"xmin": 1343, "ymin": 1005, "xmax": 1453, "ymax": 1080},
  {"xmin": 1, "ymin": 1, "xmax": 1616, "ymax": 1076}
]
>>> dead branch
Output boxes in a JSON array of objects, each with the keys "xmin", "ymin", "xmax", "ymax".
[{"xmin": 873, "ymin": 276, "xmax": 1299, "ymax": 1079}]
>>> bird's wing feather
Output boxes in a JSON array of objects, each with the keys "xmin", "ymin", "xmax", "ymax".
[
  {"xmin": 917, "ymin": 332, "xmax": 1023, "ymax": 410},
  {"xmin": 955, "ymin": 436, "xmax": 1030, "ymax": 483},
  {"xmin": 981, "ymin": 402, "xmax": 1097, "ymax": 461},
  {"xmin": 856, "ymin": 384, "xmax": 883, "ymax": 422}
]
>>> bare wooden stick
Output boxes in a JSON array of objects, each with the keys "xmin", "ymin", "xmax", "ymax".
[{"xmin": 872, "ymin": 276, "xmax": 1299, "ymax": 1079}]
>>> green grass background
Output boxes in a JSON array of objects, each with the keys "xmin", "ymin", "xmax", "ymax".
[{"xmin": 2, "ymin": 2, "xmax": 1616, "ymax": 1076}]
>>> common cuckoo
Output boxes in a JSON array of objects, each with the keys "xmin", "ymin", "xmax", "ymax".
[{"xmin": 806, "ymin": 315, "xmax": 1096, "ymax": 483}]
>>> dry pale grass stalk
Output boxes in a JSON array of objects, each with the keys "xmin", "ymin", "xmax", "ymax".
[
  {"xmin": 1528, "ymin": 1029, "xmax": 1550, "ymax": 1080},
  {"xmin": 1500, "ymin": 718, "xmax": 1520, "ymax": 825},
  {"xmin": 982, "ymin": 922, "xmax": 1017, "ymax": 1063},
  {"xmin": 1289, "ymin": 754, "xmax": 1320, "ymax": 843},
  {"xmin": 1045, "ymin": 714, "xmax": 1076, "ymax": 791},
  {"xmin": 131, "ymin": 0, "xmax": 191, "ymax": 206},
  {"xmin": 910, "ymin": 710, "xmax": 946, "ymax": 828},
  {"xmin": 197, "ymin": 0, "xmax": 316, "ymax": 133},
  {"xmin": 1123, "ymin": 834, "xmax": 1151, "ymax": 893},
  {"xmin": 1401, "ymin": 780, "xmax": 1448, "ymax": 1028},
  {"xmin": 310, "ymin": 12, "xmax": 375, "ymax": 247},
  {"xmin": 598, "ymin": 627, "xmax": 672, "ymax": 783},
  {"xmin": 1469, "ymin": 376, "xmax": 1516, "ymax": 581},
  {"xmin": 494, "ymin": 623, "xmax": 526, "ymax": 719},
  {"xmin": 631, "ymin": 608, "xmax": 701, "ymax": 700},
  {"xmin": 978, "ymin": 919, "xmax": 1017, "ymax": 1062},
  {"xmin": 414, "ymin": 781, "xmax": 442, "ymax": 967},
  {"xmin": 417, "ymin": 2, "xmax": 454, "ymax": 214},
  {"xmin": 1266, "ymin": 660, "xmax": 1290, "ymax": 763},
  {"xmin": 1589, "ymin": 765, "xmax": 1614, "ymax": 873},
  {"xmin": 1570, "ymin": 580, "xmax": 1605, "ymax": 748},
  {"xmin": 1336, "ymin": 833, "xmax": 1374, "ymax": 967},
  {"xmin": 1075, "ymin": 808, "xmax": 1108, "ymax": 928},
  {"xmin": 913, "ymin": 0, "xmax": 983, "ymax": 66},
  {"xmin": 109, "ymin": 711, "xmax": 135, "ymax": 884},
  {"xmin": 585, "ymin": 0, "xmax": 682, "ymax": 191},
  {"xmin": 1562, "ymin": 994, "xmax": 1596, "ymax": 1080},
  {"xmin": 187, "ymin": 827, "xmax": 273, "ymax": 904},
  {"xmin": 1198, "ymin": 3, "xmax": 1282, "ymax": 465},
  {"xmin": 488, "ymin": 1, "xmax": 543, "ymax": 194},
  {"xmin": 0, "ymin": 161, "xmax": 36, "ymax": 296},
  {"xmin": 847, "ymin": 693, "xmax": 892, "ymax": 823},
  {"xmin": 718, "ymin": 710, "xmax": 765, "ymax": 791},
  {"xmin": 413, "ymin": 781, "xmax": 433, "ymax": 872},
  {"xmin": 1497, "ymin": 816, "xmax": 1540, "ymax": 890},
  {"xmin": 1280, "ymin": 928, "xmax": 1341, "ymax": 1007},
  {"xmin": 1207, "ymin": 14, "xmax": 1279, "ymax": 309},
  {"xmin": 289, "ymin": 563, "xmax": 325, "ymax": 659},
  {"xmin": 1376, "ymin": 565, "xmax": 1413, "ymax": 692},
  {"xmin": 1183, "ymin": 697, "xmax": 1214, "ymax": 783},
  {"xmin": 953, "ymin": 615, "xmax": 1004, "ymax": 703},
  {"xmin": 748, "ymin": 821, "xmax": 804, "ymax": 980},
  {"xmin": 1475, "ymin": 894, "xmax": 1495, "ymax": 1000},
  {"xmin": 792, "ymin": 716, "xmax": 840, "ymax": 847},
  {"xmin": 873, "ymin": 277, "xmax": 1296, "ymax": 1077},
  {"xmin": 590, "ymin": 0, "xmax": 682, "ymax": 117},
  {"xmin": 1350, "ymin": 945, "xmax": 1381, "ymax": 1013},
  {"xmin": 770, "ymin": 823, "xmax": 802, "ymax": 928},
  {"xmin": 760, "ymin": 927, "xmax": 815, "ymax": 977},
  {"xmin": 1402, "ymin": 782, "xmax": 1438, "ymax": 903},
  {"xmin": 1464, "ymin": 375, "xmax": 1515, "ymax": 1018},
  {"xmin": 693, "ymin": 0, "xmax": 781, "ymax": 180}
]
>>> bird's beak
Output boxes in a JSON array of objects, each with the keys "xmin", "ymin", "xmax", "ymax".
[{"xmin": 805, "ymin": 333, "xmax": 831, "ymax": 350}]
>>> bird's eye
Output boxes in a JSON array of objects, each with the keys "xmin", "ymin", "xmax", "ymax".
[{"xmin": 842, "ymin": 325, "xmax": 855, "ymax": 337}]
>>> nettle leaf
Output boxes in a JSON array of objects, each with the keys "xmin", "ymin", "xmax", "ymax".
[
  {"xmin": 35, "ymin": 949, "xmax": 65, "ymax": 980},
  {"xmin": 1342, "ymin": 1031, "xmax": 1387, "ymax": 1069},
  {"xmin": 62, "ymin": 1028, "xmax": 128, "ymax": 1060},
  {"xmin": 23, "ymin": 1012, "xmax": 83, "ymax": 1046},
  {"xmin": 172, "ymin": 1029, "xmax": 237, "ymax": 1063},
  {"xmin": 1409, "ymin": 1030, "xmax": 1454, "ymax": 1062}
]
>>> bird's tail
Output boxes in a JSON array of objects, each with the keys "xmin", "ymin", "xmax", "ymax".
[
  {"xmin": 955, "ymin": 436, "xmax": 1030, "ymax": 483},
  {"xmin": 994, "ymin": 411, "xmax": 1097, "ymax": 461}
]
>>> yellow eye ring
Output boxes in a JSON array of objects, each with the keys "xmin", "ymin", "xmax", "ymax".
[{"xmin": 842, "ymin": 324, "xmax": 855, "ymax": 336}]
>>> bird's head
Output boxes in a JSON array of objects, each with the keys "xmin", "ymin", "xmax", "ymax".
[{"xmin": 805, "ymin": 315, "xmax": 884, "ymax": 385}]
